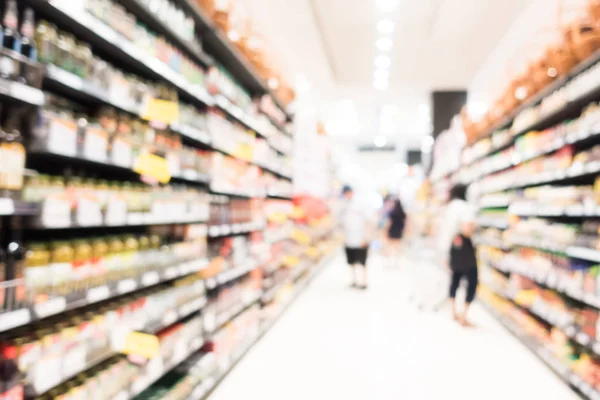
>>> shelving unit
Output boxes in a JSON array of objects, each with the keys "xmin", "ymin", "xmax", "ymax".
[
  {"xmin": 446, "ymin": 30, "xmax": 600, "ymax": 399},
  {"xmin": 0, "ymin": 1, "xmax": 334, "ymax": 399}
]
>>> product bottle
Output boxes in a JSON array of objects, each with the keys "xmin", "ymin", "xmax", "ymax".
[
  {"xmin": 19, "ymin": 8, "xmax": 36, "ymax": 61},
  {"xmin": 0, "ymin": 113, "xmax": 25, "ymax": 196},
  {"xmin": 2, "ymin": 0, "xmax": 21, "ymax": 53},
  {"xmin": 6, "ymin": 221, "xmax": 24, "ymax": 309},
  {"xmin": 0, "ymin": 343, "xmax": 23, "ymax": 400}
]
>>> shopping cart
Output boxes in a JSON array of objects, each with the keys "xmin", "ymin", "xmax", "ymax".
[{"xmin": 405, "ymin": 236, "xmax": 450, "ymax": 312}]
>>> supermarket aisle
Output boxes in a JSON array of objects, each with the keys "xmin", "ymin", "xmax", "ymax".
[{"xmin": 209, "ymin": 254, "xmax": 580, "ymax": 400}]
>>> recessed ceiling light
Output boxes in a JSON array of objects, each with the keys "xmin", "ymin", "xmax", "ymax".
[
  {"xmin": 374, "ymin": 69, "xmax": 389, "ymax": 80},
  {"xmin": 547, "ymin": 67, "xmax": 558, "ymax": 77},
  {"xmin": 377, "ymin": 19, "xmax": 395, "ymax": 34},
  {"xmin": 418, "ymin": 104, "xmax": 429, "ymax": 114},
  {"xmin": 373, "ymin": 79, "xmax": 388, "ymax": 90},
  {"xmin": 374, "ymin": 54, "xmax": 391, "ymax": 69},
  {"xmin": 376, "ymin": 0, "xmax": 399, "ymax": 12},
  {"xmin": 374, "ymin": 135, "xmax": 387, "ymax": 147},
  {"xmin": 376, "ymin": 37, "xmax": 393, "ymax": 52}
]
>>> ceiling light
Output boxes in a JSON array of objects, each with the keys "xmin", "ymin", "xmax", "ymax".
[
  {"xmin": 547, "ymin": 67, "xmax": 558, "ymax": 78},
  {"xmin": 374, "ymin": 69, "xmax": 389, "ymax": 80},
  {"xmin": 514, "ymin": 86, "xmax": 527, "ymax": 100},
  {"xmin": 268, "ymin": 78, "xmax": 279, "ymax": 89},
  {"xmin": 376, "ymin": 37, "xmax": 393, "ymax": 52},
  {"xmin": 376, "ymin": 0, "xmax": 399, "ymax": 12},
  {"xmin": 227, "ymin": 30, "xmax": 240, "ymax": 42},
  {"xmin": 373, "ymin": 79, "xmax": 388, "ymax": 91},
  {"xmin": 374, "ymin": 135, "xmax": 387, "ymax": 147},
  {"xmin": 377, "ymin": 19, "xmax": 395, "ymax": 35},
  {"xmin": 377, "ymin": 20, "xmax": 395, "ymax": 35},
  {"xmin": 375, "ymin": 54, "xmax": 391, "ymax": 69},
  {"xmin": 418, "ymin": 104, "xmax": 429, "ymax": 114}
]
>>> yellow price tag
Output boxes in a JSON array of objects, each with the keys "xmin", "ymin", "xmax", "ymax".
[
  {"xmin": 141, "ymin": 98, "xmax": 179, "ymax": 125},
  {"xmin": 267, "ymin": 212, "xmax": 288, "ymax": 224},
  {"xmin": 282, "ymin": 255, "xmax": 300, "ymax": 267},
  {"xmin": 121, "ymin": 332, "xmax": 160, "ymax": 359},
  {"xmin": 291, "ymin": 230, "xmax": 311, "ymax": 245},
  {"xmin": 134, "ymin": 153, "xmax": 171, "ymax": 184},
  {"xmin": 233, "ymin": 142, "xmax": 253, "ymax": 162},
  {"xmin": 305, "ymin": 247, "xmax": 319, "ymax": 258},
  {"xmin": 290, "ymin": 207, "xmax": 305, "ymax": 219}
]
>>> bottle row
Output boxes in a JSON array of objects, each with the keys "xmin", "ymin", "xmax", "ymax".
[{"xmin": 1, "ymin": 1, "xmax": 290, "ymax": 140}]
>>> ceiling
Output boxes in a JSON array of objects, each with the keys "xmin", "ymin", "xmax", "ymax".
[{"xmin": 247, "ymin": 0, "xmax": 534, "ymax": 150}]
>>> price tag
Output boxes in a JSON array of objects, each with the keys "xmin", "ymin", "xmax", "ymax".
[
  {"xmin": 162, "ymin": 310, "xmax": 177, "ymax": 327},
  {"xmin": 134, "ymin": 152, "xmax": 171, "ymax": 184},
  {"xmin": 163, "ymin": 266, "xmax": 179, "ymax": 280},
  {"xmin": 141, "ymin": 98, "xmax": 179, "ymax": 125},
  {"xmin": 118, "ymin": 279, "xmax": 137, "ymax": 294},
  {"xmin": 34, "ymin": 297, "xmax": 66, "ymax": 318},
  {"xmin": 142, "ymin": 271, "xmax": 160, "ymax": 286},
  {"xmin": 0, "ymin": 198, "xmax": 15, "ymax": 215},
  {"xmin": 122, "ymin": 332, "xmax": 160, "ymax": 359},
  {"xmin": 10, "ymin": 81, "xmax": 44, "ymax": 105},
  {"xmin": 87, "ymin": 285, "xmax": 110, "ymax": 303},
  {"xmin": 0, "ymin": 308, "xmax": 31, "ymax": 331}
]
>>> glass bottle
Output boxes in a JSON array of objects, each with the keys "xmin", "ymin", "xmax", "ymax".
[
  {"xmin": 19, "ymin": 8, "xmax": 36, "ymax": 60},
  {"xmin": 2, "ymin": 0, "xmax": 21, "ymax": 53}
]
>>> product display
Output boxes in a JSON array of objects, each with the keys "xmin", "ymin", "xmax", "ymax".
[
  {"xmin": 0, "ymin": 1, "xmax": 345, "ymax": 399},
  {"xmin": 426, "ymin": 5, "xmax": 600, "ymax": 398}
]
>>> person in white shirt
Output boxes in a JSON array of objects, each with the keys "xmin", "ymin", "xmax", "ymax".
[
  {"xmin": 438, "ymin": 184, "xmax": 478, "ymax": 326},
  {"xmin": 341, "ymin": 186, "xmax": 375, "ymax": 289}
]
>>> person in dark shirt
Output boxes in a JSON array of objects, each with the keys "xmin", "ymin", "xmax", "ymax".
[{"xmin": 383, "ymin": 198, "xmax": 406, "ymax": 263}]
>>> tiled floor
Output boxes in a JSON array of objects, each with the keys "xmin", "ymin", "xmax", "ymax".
[{"xmin": 209, "ymin": 254, "xmax": 580, "ymax": 400}]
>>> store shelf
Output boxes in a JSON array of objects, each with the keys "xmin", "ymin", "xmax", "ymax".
[
  {"xmin": 176, "ymin": 0, "xmax": 291, "ymax": 119},
  {"xmin": 0, "ymin": 258, "xmax": 208, "ymax": 333},
  {"xmin": 480, "ymin": 301, "xmax": 600, "ymax": 400},
  {"xmin": 44, "ymin": 64, "xmax": 140, "ymax": 115},
  {"xmin": 127, "ymin": 336, "xmax": 206, "ymax": 398},
  {"xmin": 0, "ymin": 78, "xmax": 45, "ymax": 106},
  {"xmin": 119, "ymin": 0, "xmax": 213, "ymax": 67},
  {"xmin": 508, "ymin": 236, "xmax": 567, "ymax": 254},
  {"xmin": 475, "ymin": 217, "xmax": 509, "ymax": 230},
  {"xmin": 209, "ymin": 185, "xmax": 265, "ymax": 198},
  {"xmin": 477, "ymin": 48, "xmax": 600, "ymax": 141},
  {"xmin": 487, "ymin": 260, "xmax": 600, "ymax": 309},
  {"xmin": 207, "ymin": 221, "xmax": 265, "ymax": 237},
  {"xmin": 566, "ymin": 246, "xmax": 600, "ymax": 263},
  {"xmin": 204, "ymin": 260, "xmax": 259, "ymax": 290},
  {"xmin": 30, "ymin": 0, "xmax": 214, "ymax": 107}
]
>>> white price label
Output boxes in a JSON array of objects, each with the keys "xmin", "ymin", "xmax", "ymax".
[
  {"xmin": 0, "ymin": 308, "xmax": 31, "ymax": 331},
  {"xmin": 34, "ymin": 297, "xmax": 67, "ymax": 318},
  {"xmin": 87, "ymin": 285, "xmax": 110, "ymax": 303},
  {"xmin": 164, "ymin": 265, "xmax": 179, "ymax": 279},
  {"xmin": 0, "ymin": 198, "xmax": 15, "ymax": 215},
  {"xmin": 142, "ymin": 271, "xmax": 160, "ymax": 286},
  {"xmin": 162, "ymin": 310, "xmax": 177, "ymax": 327},
  {"xmin": 118, "ymin": 279, "xmax": 137, "ymax": 294}
]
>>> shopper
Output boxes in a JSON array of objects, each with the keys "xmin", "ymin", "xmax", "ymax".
[
  {"xmin": 383, "ymin": 198, "xmax": 406, "ymax": 262},
  {"xmin": 439, "ymin": 184, "xmax": 477, "ymax": 326},
  {"xmin": 341, "ymin": 185, "xmax": 375, "ymax": 289}
]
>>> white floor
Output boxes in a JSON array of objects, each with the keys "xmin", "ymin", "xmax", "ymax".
[{"xmin": 209, "ymin": 254, "xmax": 581, "ymax": 400}]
